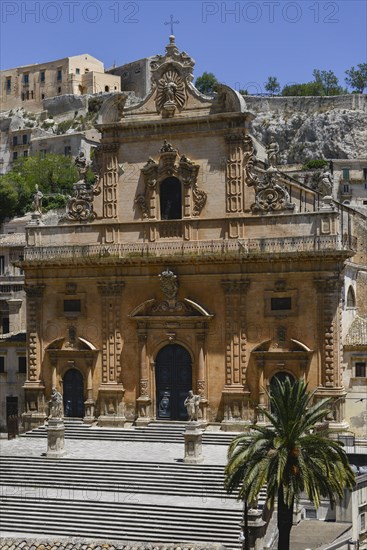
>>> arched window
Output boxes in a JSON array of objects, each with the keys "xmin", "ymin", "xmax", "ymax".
[
  {"xmin": 160, "ymin": 177, "xmax": 182, "ymax": 220},
  {"xmin": 104, "ymin": 86, "xmax": 109, "ymax": 92},
  {"xmin": 347, "ymin": 286, "xmax": 356, "ymax": 308}
]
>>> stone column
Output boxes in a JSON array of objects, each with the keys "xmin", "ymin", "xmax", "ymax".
[
  {"xmin": 314, "ymin": 276, "xmax": 348, "ymax": 431},
  {"xmin": 221, "ymin": 279, "xmax": 251, "ymax": 431},
  {"xmin": 196, "ymin": 330, "xmax": 208, "ymax": 424},
  {"xmin": 84, "ymin": 356, "xmax": 95, "ymax": 424},
  {"xmin": 136, "ymin": 330, "xmax": 151, "ymax": 426},
  {"xmin": 23, "ymin": 284, "xmax": 46, "ymax": 431}
]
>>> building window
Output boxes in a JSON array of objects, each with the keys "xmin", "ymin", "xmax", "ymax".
[
  {"xmin": 361, "ymin": 512, "xmax": 366, "ymax": 532},
  {"xmin": 57, "ymin": 69, "xmax": 62, "ymax": 81},
  {"xmin": 342, "ymin": 168, "xmax": 350, "ymax": 181},
  {"xmin": 64, "ymin": 299, "xmax": 81, "ymax": 313},
  {"xmin": 271, "ymin": 297, "xmax": 292, "ymax": 311},
  {"xmin": 0, "ymin": 357, "xmax": 5, "ymax": 373},
  {"xmin": 18, "ymin": 356, "xmax": 27, "ymax": 374},
  {"xmin": 26, "ymin": 91, "xmax": 29, "ymax": 100},
  {"xmin": 363, "ymin": 168, "xmax": 367, "ymax": 181},
  {"xmin": 21, "ymin": 92, "xmax": 25, "ymax": 101},
  {"xmin": 6, "ymin": 77, "xmax": 11, "ymax": 91},
  {"xmin": 105, "ymin": 86, "xmax": 109, "ymax": 92},
  {"xmin": 346, "ymin": 286, "xmax": 356, "ymax": 308},
  {"xmin": 160, "ymin": 177, "xmax": 182, "ymax": 220},
  {"xmin": 12, "ymin": 152, "xmax": 18, "ymax": 161},
  {"xmin": 0, "ymin": 256, "xmax": 5, "ymax": 274},
  {"xmin": 12, "ymin": 136, "xmax": 18, "ymax": 146},
  {"xmin": 64, "ymin": 146, "xmax": 72, "ymax": 156},
  {"xmin": 23, "ymin": 73, "xmax": 29, "ymax": 85},
  {"xmin": 57, "ymin": 87, "xmax": 61, "ymax": 94},
  {"xmin": 355, "ymin": 362, "xmax": 366, "ymax": 378},
  {"xmin": 31, "ymin": 90, "xmax": 34, "ymax": 99},
  {"xmin": 40, "ymin": 71, "xmax": 45, "ymax": 82},
  {"xmin": 40, "ymin": 149, "xmax": 46, "ymax": 158},
  {"xmin": 76, "ymin": 68, "xmax": 80, "ymax": 75},
  {"xmin": 22, "ymin": 134, "xmax": 28, "ymax": 145},
  {"xmin": 23, "ymin": 150, "xmax": 28, "ymax": 158},
  {"xmin": 41, "ymin": 93, "xmax": 45, "ymax": 100},
  {"xmin": 343, "ymin": 184, "xmax": 350, "ymax": 193},
  {"xmin": 2, "ymin": 317, "xmax": 10, "ymax": 334}
]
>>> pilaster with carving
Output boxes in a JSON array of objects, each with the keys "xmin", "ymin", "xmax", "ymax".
[
  {"xmin": 225, "ymin": 132, "xmax": 247, "ymax": 213},
  {"xmin": 221, "ymin": 279, "xmax": 251, "ymax": 429},
  {"xmin": 23, "ymin": 284, "xmax": 47, "ymax": 429},
  {"xmin": 101, "ymin": 144, "xmax": 119, "ymax": 219},
  {"xmin": 97, "ymin": 281, "xmax": 125, "ymax": 427},
  {"xmin": 314, "ymin": 276, "xmax": 342, "ymax": 388}
]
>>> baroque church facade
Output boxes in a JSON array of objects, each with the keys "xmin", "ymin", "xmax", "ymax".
[{"xmin": 21, "ymin": 37, "xmax": 366, "ymax": 432}]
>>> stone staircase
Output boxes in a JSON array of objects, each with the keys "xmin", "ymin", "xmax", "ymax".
[
  {"xmin": 22, "ymin": 420, "xmax": 238, "ymax": 446},
  {"xmin": 0, "ymin": 455, "xmax": 265, "ymax": 547}
]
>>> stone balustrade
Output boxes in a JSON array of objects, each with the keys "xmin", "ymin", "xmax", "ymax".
[{"xmin": 23, "ymin": 235, "xmax": 357, "ymax": 264}]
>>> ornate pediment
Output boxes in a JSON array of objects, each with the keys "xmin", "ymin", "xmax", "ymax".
[{"xmin": 130, "ymin": 298, "xmax": 213, "ymax": 319}]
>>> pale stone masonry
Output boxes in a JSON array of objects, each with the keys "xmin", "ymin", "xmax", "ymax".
[
  {"xmin": 0, "ymin": 54, "xmax": 121, "ymax": 112},
  {"xmin": 18, "ymin": 36, "xmax": 367, "ymax": 435}
]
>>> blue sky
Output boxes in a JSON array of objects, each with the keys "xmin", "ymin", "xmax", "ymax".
[{"xmin": 1, "ymin": 0, "xmax": 366, "ymax": 93}]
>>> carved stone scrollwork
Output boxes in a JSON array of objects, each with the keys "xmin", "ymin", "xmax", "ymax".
[
  {"xmin": 135, "ymin": 142, "xmax": 206, "ymax": 220},
  {"xmin": 159, "ymin": 268, "xmax": 179, "ymax": 300},
  {"xmin": 64, "ymin": 152, "xmax": 100, "ymax": 223},
  {"xmin": 156, "ymin": 70, "xmax": 186, "ymax": 118}
]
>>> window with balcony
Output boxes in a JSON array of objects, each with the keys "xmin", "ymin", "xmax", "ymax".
[
  {"xmin": 0, "ymin": 256, "xmax": 5, "ymax": 275},
  {"xmin": 160, "ymin": 177, "xmax": 182, "ymax": 220},
  {"xmin": 342, "ymin": 168, "xmax": 350, "ymax": 181},
  {"xmin": 343, "ymin": 184, "xmax": 350, "ymax": 193}
]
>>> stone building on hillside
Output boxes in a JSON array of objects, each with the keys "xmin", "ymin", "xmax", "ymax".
[
  {"xmin": 0, "ymin": 54, "xmax": 121, "ymax": 112},
  {"xmin": 20, "ymin": 37, "xmax": 367, "ymax": 434}
]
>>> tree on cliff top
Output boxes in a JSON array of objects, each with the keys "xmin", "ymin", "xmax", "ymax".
[{"xmin": 345, "ymin": 63, "xmax": 367, "ymax": 93}]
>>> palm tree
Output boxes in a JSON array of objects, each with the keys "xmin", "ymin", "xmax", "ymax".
[{"xmin": 224, "ymin": 378, "xmax": 355, "ymax": 550}]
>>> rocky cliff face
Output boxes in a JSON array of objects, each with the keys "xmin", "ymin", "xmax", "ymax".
[{"xmin": 246, "ymin": 95, "xmax": 367, "ymax": 164}]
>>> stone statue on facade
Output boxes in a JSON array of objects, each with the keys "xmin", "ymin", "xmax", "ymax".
[
  {"xmin": 32, "ymin": 184, "xmax": 43, "ymax": 214},
  {"xmin": 312, "ymin": 167, "xmax": 334, "ymax": 197},
  {"xmin": 184, "ymin": 390, "xmax": 201, "ymax": 421},
  {"xmin": 266, "ymin": 141, "xmax": 279, "ymax": 168},
  {"xmin": 49, "ymin": 387, "xmax": 64, "ymax": 419},
  {"xmin": 75, "ymin": 151, "xmax": 89, "ymax": 184}
]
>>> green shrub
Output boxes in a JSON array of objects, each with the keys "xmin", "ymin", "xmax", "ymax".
[{"xmin": 302, "ymin": 159, "xmax": 329, "ymax": 170}]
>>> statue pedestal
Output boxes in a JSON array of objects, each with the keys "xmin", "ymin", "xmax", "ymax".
[
  {"xmin": 184, "ymin": 421, "xmax": 203, "ymax": 463},
  {"xmin": 46, "ymin": 418, "xmax": 66, "ymax": 459}
]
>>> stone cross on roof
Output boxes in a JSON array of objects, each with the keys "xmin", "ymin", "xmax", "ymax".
[{"xmin": 164, "ymin": 14, "xmax": 179, "ymax": 36}]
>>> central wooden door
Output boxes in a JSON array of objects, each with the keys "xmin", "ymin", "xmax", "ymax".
[
  {"xmin": 63, "ymin": 368, "xmax": 84, "ymax": 418},
  {"xmin": 156, "ymin": 344, "xmax": 192, "ymax": 420}
]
